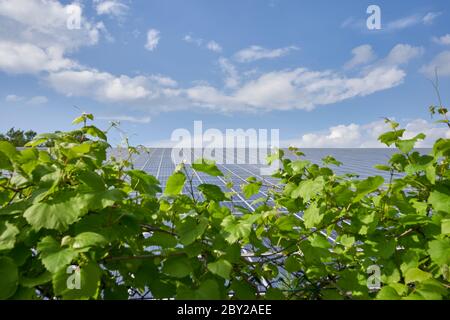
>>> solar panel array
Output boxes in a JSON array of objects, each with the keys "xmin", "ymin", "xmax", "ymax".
[
  {"xmin": 127, "ymin": 148, "xmax": 431, "ymax": 212},
  {"xmin": 111, "ymin": 147, "xmax": 432, "ymax": 299}
]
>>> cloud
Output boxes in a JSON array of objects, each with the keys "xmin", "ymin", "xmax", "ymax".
[
  {"xmin": 382, "ymin": 44, "xmax": 424, "ymax": 66},
  {"xmin": 45, "ymin": 68, "xmax": 183, "ymax": 106},
  {"xmin": 344, "ymin": 45, "xmax": 376, "ymax": 69},
  {"xmin": 0, "ymin": 41, "xmax": 76, "ymax": 74},
  {"xmin": 234, "ymin": 45, "xmax": 298, "ymax": 63},
  {"xmin": 5, "ymin": 94, "xmax": 48, "ymax": 104},
  {"xmin": 183, "ymin": 34, "xmax": 222, "ymax": 53},
  {"xmin": 206, "ymin": 40, "xmax": 222, "ymax": 53},
  {"xmin": 94, "ymin": 0, "xmax": 129, "ymax": 18},
  {"xmin": 27, "ymin": 96, "xmax": 48, "ymax": 105},
  {"xmin": 387, "ymin": 15, "xmax": 422, "ymax": 31},
  {"xmin": 0, "ymin": 0, "xmax": 109, "ymax": 75},
  {"xmin": 0, "ymin": 0, "xmax": 106, "ymax": 51},
  {"xmin": 186, "ymin": 44, "xmax": 420, "ymax": 112},
  {"xmin": 47, "ymin": 70, "xmax": 151, "ymax": 102},
  {"xmin": 145, "ymin": 29, "xmax": 160, "ymax": 51},
  {"xmin": 218, "ymin": 58, "xmax": 239, "ymax": 89},
  {"xmin": 420, "ymin": 51, "xmax": 450, "ymax": 77},
  {"xmin": 97, "ymin": 115, "xmax": 151, "ymax": 124},
  {"xmin": 42, "ymin": 43, "xmax": 419, "ymax": 113},
  {"xmin": 183, "ymin": 34, "xmax": 203, "ymax": 46},
  {"xmin": 386, "ymin": 12, "xmax": 441, "ymax": 31},
  {"xmin": 433, "ymin": 34, "xmax": 450, "ymax": 46},
  {"xmin": 0, "ymin": 4, "xmax": 422, "ymax": 116},
  {"xmin": 284, "ymin": 118, "xmax": 450, "ymax": 148},
  {"xmin": 5, "ymin": 94, "xmax": 24, "ymax": 102},
  {"xmin": 422, "ymin": 12, "xmax": 442, "ymax": 25}
]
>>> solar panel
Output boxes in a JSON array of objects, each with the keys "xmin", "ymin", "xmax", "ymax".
[
  {"xmin": 131, "ymin": 147, "xmax": 431, "ymax": 212},
  {"xmin": 122, "ymin": 147, "xmax": 431, "ymax": 299}
]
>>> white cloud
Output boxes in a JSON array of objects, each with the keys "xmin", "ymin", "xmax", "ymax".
[
  {"xmin": 206, "ymin": 40, "xmax": 222, "ymax": 53},
  {"xmin": 433, "ymin": 34, "xmax": 450, "ymax": 46},
  {"xmin": 0, "ymin": 0, "xmax": 110, "ymax": 75},
  {"xmin": 420, "ymin": 51, "xmax": 450, "ymax": 77},
  {"xmin": 45, "ymin": 68, "xmax": 183, "ymax": 106},
  {"xmin": 97, "ymin": 115, "xmax": 151, "ymax": 124},
  {"xmin": 183, "ymin": 34, "xmax": 203, "ymax": 46},
  {"xmin": 5, "ymin": 94, "xmax": 24, "ymax": 102},
  {"xmin": 183, "ymin": 34, "xmax": 222, "ymax": 53},
  {"xmin": 47, "ymin": 70, "xmax": 151, "ymax": 102},
  {"xmin": 186, "ymin": 44, "xmax": 420, "ymax": 112},
  {"xmin": 423, "ymin": 12, "xmax": 442, "ymax": 25},
  {"xmin": 0, "ymin": 41, "xmax": 75, "ymax": 74},
  {"xmin": 0, "ymin": 0, "xmax": 105, "ymax": 51},
  {"xmin": 44, "ymin": 43, "xmax": 418, "ymax": 113},
  {"xmin": 94, "ymin": 0, "xmax": 129, "ymax": 18},
  {"xmin": 27, "ymin": 96, "xmax": 48, "ymax": 105},
  {"xmin": 382, "ymin": 44, "xmax": 424, "ymax": 66},
  {"xmin": 234, "ymin": 45, "xmax": 298, "ymax": 63},
  {"xmin": 5, "ymin": 94, "xmax": 48, "ymax": 104},
  {"xmin": 344, "ymin": 45, "xmax": 376, "ymax": 69},
  {"xmin": 387, "ymin": 15, "xmax": 422, "ymax": 30},
  {"xmin": 284, "ymin": 118, "xmax": 450, "ymax": 148},
  {"xmin": 145, "ymin": 29, "xmax": 160, "ymax": 51},
  {"xmin": 218, "ymin": 58, "xmax": 239, "ymax": 89}
]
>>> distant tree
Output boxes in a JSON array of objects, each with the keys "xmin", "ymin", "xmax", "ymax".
[{"xmin": 0, "ymin": 127, "xmax": 37, "ymax": 147}]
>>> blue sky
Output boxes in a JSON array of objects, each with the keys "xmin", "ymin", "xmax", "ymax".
[{"xmin": 0, "ymin": 0, "xmax": 449, "ymax": 147}]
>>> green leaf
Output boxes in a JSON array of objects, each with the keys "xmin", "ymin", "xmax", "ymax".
[
  {"xmin": 376, "ymin": 286, "xmax": 401, "ymax": 300},
  {"xmin": 339, "ymin": 234, "xmax": 355, "ymax": 248},
  {"xmin": 0, "ymin": 257, "xmax": 18, "ymax": 299},
  {"xmin": 128, "ymin": 170, "xmax": 161, "ymax": 196},
  {"xmin": 192, "ymin": 159, "xmax": 223, "ymax": 176},
  {"xmin": 53, "ymin": 262, "xmax": 101, "ymax": 299},
  {"xmin": 374, "ymin": 164, "xmax": 391, "ymax": 171},
  {"xmin": 290, "ymin": 160, "xmax": 310, "ymax": 173},
  {"xmin": 164, "ymin": 172, "xmax": 186, "ymax": 196},
  {"xmin": 20, "ymin": 271, "xmax": 52, "ymax": 288},
  {"xmin": 176, "ymin": 217, "xmax": 208, "ymax": 245},
  {"xmin": 83, "ymin": 126, "xmax": 107, "ymax": 140},
  {"xmin": 146, "ymin": 232, "xmax": 177, "ymax": 248},
  {"xmin": 0, "ymin": 140, "xmax": 18, "ymax": 159},
  {"xmin": 241, "ymin": 181, "xmax": 262, "ymax": 199},
  {"xmin": 24, "ymin": 190, "xmax": 124, "ymax": 231},
  {"xmin": 428, "ymin": 188, "xmax": 450, "ymax": 213},
  {"xmin": 0, "ymin": 221, "xmax": 19, "ymax": 251},
  {"xmin": 322, "ymin": 155, "xmax": 342, "ymax": 167},
  {"xmin": 72, "ymin": 115, "xmax": 85, "ymax": 124},
  {"xmin": 303, "ymin": 202, "xmax": 323, "ymax": 229},
  {"xmin": 291, "ymin": 177, "xmax": 325, "ymax": 201},
  {"xmin": 37, "ymin": 236, "xmax": 78, "ymax": 273},
  {"xmin": 72, "ymin": 232, "xmax": 108, "ymax": 250},
  {"xmin": 196, "ymin": 279, "xmax": 222, "ymax": 300},
  {"xmin": 378, "ymin": 129, "xmax": 405, "ymax": 146},
  {"xmin": 404, "ymin": 268, "xmax": 432, "ymax": 284},
  {"xmin": 442, "ymin": 219, "xmax": 450, "ymax": 235},
  {"xmin": 284, "ymin": 256, "xmax": 302, "ymax": 273},
  {"xmin": 230, "ymin": 280, "xmax": 256, "ymax": 300},
  {"xmin": 198, "ymin": 184, "xmax": 227, "ymax": 201},
  {"xmin": 221, "ymin": 215, "xmax": 255, "ymax": 243},
  {"xmin": 396, "ymin": 133, "xmax": 426, "ymax": 153},
  {"xmin": 264, "ymin": 287, "xmax": 285, "ymax": 300},
  {"xmin": 207, "ymin": 259, "xmax": 232, "ymax": 280},
  {"xmin": 428, "ymin": 239, "xmax": 450, "ymax": 266},
  {"xmin": 77, "ymin": 170, "xmax": 106, "ymax": 191},
  {"xmin": 353, "ymin": 176, "xmax": 384, "ymax": 203},
  {"xmin": 162, "ymin": 255, "xmax": 192, "ymax": 278}
]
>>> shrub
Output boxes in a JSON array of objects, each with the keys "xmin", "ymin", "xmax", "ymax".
[{"xmin": 0, "ymin": 112, "xmax": 449, "ymax": 300}]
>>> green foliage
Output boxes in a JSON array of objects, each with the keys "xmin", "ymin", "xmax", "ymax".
[
  {"xmin": 0, "ymin": 128, "xmax": 37, "ymax": 147},
  {"xmin": 0, "ymin": 107, "xmax": 449, "ymax": 301}
]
